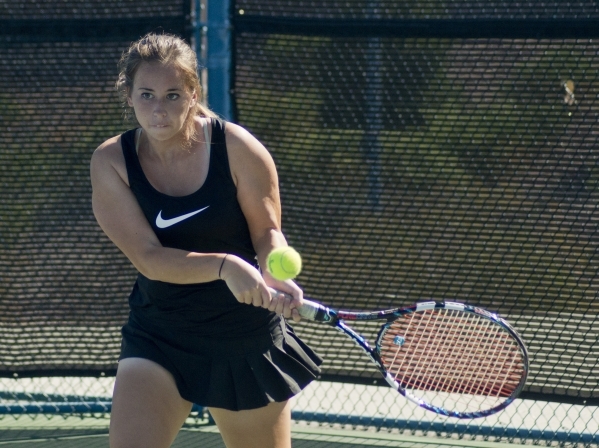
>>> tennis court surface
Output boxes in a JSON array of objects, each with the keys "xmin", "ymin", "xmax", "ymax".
[{"xmin": 0, "ymin": 416, "xmax": 529, "ymax": 448}]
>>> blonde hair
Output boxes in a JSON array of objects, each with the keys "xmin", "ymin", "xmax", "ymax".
[{"xmin": 116, "ymin": 33, "xmax": 217, "ymax": 145}]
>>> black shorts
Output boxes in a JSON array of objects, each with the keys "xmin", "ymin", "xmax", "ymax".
[{"xmin": 119, "ymin": 313, "xmax": 322, "ymax": 411}]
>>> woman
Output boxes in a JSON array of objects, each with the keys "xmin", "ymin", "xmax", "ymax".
[{"xmin": 90, "ymin": 33, "xmax": 321, "ymax": 448}]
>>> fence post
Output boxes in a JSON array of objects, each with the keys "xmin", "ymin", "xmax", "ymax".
[{"xmin": 205, "ymin": 0, "xmax": 232, "ymax": 120}]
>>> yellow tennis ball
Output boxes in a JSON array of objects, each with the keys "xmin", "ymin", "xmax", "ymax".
[{"xmin": 266, "ymin": 247, "xmax": 302, "ymax": 281}]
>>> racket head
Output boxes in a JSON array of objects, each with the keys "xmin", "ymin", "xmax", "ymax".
[{"xmin": 375, "ymin": 301, "xmax": 528, "ymax": 419}]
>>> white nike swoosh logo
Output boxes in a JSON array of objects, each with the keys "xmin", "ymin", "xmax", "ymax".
[{"xmin": 155, "ymin": 206, "xmax": 210, "ymax": 229}]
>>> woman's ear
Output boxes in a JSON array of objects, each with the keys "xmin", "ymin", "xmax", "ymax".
[{"xmin": 126, "ymin": 87, "xmax": 133, "ymax": 107}]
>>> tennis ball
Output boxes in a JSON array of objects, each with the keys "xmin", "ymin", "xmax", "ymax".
[{"xmin": 266, "ymin": 247, "xmax": 302, "ymax": 281}]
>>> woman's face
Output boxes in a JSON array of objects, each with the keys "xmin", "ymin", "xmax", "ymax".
[{"xmin": 128, "ymin": 61, "xmax": 196, "ymax": 143}]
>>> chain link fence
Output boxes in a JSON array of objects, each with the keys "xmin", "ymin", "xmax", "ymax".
[{"xmin": 1, "ymin": 1, "xmax": 598, "ymax": 446}]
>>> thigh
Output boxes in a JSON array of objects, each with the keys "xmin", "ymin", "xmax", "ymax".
[
  {"xmin": 109, "ymin": 358, "xmax": 193, "ymax": 448},
  {"xmin": 209, "ymin": 401, "xmax": 292, "ymax": 448}
]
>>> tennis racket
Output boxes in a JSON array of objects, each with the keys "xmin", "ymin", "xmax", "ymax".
[{"xmin": 270, "ymin": 289, "xmax": 528, "ymax": 419}]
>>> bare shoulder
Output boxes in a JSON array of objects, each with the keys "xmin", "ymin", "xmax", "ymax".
[
  {"xmin": 90, "ymin": 134, "xmax": 128, "ymax": 185},
  {"xmin": 224, "ymin": 122, "xmax": 276, "ymax": 181},
  {"xmin": 222, "ymin": 122, "xmax": 282, "ymax": 234},
  {"xmin": 92, "ymin": 134, "xmax": 122, "ymax": 163},
  {"xmin": 225, "ymin": 122, "xmax": 272, "ymax": 157}
]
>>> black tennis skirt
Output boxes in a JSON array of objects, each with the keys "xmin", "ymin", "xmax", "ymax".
[{"xmin": 120, "ymin": 312, "xmax": 322, "ymax": 411}]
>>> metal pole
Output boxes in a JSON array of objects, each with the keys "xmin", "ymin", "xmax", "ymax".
[
  {"xmin": 362, "ymin": 3, "xmax": 384, "ymax": 208},
  {"xmin": 205, "ymin": 0, "xmax": 232, "ymax": 120},
  {"xmin": 190, "ymin": 0, "xmax": 208, "ymax": 104}
]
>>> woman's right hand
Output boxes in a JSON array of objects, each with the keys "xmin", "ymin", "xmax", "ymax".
[{"xmin": 218, "ymin": 254, "xmax": 272, "ymax": 309}]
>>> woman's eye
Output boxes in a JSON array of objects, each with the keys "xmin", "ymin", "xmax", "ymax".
[
  {"xmin": 141, "ymin": 92, "xmax": 153, "ymax": 99},
  {"xmin": 167, "ymin": 93, "xmax": 180, "ymax": 100}
]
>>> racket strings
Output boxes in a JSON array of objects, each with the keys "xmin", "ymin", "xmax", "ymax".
[
  {"xmin": 422, "ymin": 309, "xmax": 479, "ymax": 395},
  {"xmin": 379, "ymin": 309, "xmax": 525, "ymax": 398}
]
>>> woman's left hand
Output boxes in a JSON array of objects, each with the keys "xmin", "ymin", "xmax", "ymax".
[{"xmin": 265, "ymin": 274, "xmax": 303, "ymax": 322}]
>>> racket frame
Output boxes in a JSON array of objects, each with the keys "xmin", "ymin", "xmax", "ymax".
[{"xmin": 296, "ymin": 296, "xmax": 529, "ymax": 419}]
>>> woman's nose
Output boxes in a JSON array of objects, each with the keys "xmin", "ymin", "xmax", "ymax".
[
  {"xmin": 153, "ymin": 99, "xmax": 167, "ymax": 116},
  {"xmin": 153, "ymin": 106, "xmax": 167, "ymax": 117}
]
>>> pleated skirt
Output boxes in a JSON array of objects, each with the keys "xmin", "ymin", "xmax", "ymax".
[{"xmin": 119, "ymin": 313, "xmax": 322, "ymax": 411}]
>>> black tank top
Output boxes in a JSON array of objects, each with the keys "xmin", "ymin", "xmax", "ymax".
[{"xmin": 121, "ymin": 119, "xmax": 278, "ymax": 337}]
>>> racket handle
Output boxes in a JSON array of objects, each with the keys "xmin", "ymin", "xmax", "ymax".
[
  {"xmin": 268, "ymin": 288, "xmax": 333, "ymax": 322},
  {"xmin": 297, "ymin": 298, "xmax": 329, "ymax": 321}
]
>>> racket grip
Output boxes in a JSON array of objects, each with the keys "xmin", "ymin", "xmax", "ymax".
[
  {"xmin": 268, "ymin": 288, "xmax": 332, "ymax": 322},
  {"xmin": 297, "ymin": 299, "xmax": 327, "ymax": 321}
]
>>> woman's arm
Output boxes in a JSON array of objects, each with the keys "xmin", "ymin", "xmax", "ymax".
[{"xmin": 223, "ymin": 123, "xmax": 303, "ymax": 319}]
